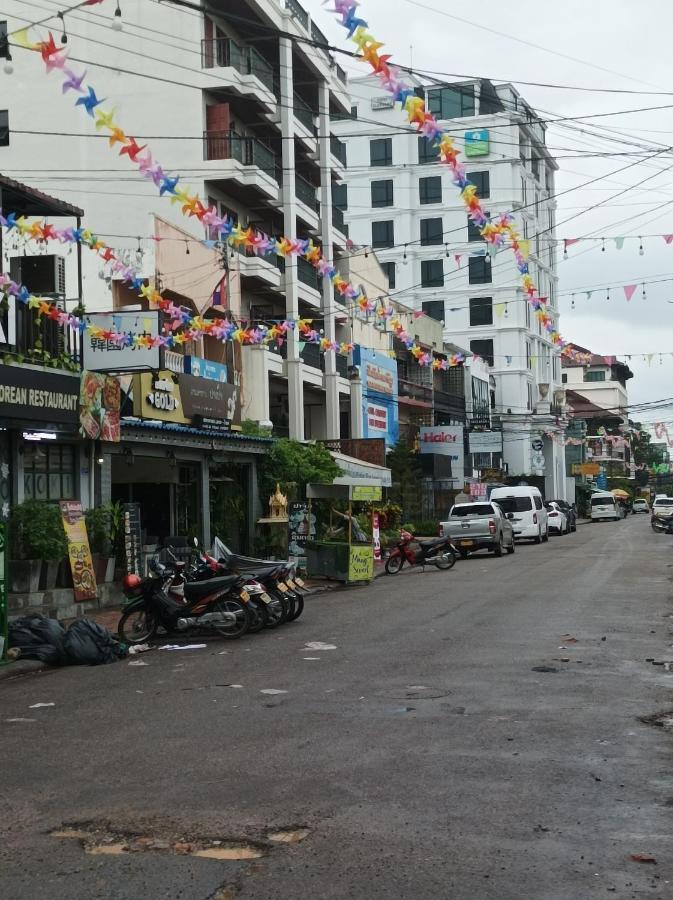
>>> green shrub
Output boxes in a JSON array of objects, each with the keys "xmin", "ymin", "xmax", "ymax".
[{"xmin": 10, "ymin": 500, "xmax": 68, "ymax": 561}]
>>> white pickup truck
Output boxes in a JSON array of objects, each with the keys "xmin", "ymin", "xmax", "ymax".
[{"xmin": 440, "ymin": 501, "xmax": 516, "ymax": 558}]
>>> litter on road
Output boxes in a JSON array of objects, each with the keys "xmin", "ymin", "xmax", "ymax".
[
  {"xmin": 303, "ymin": 642, "xmax": 337, "ymax": 650},
  {"xmin": 158, "ymin": 644, "xmax": 207, "ymax": 651},
  {"xmin": 28, "ymin": 702, "xmax": 55, "ymax": 708},
  {"xmin": 260, "ymin": 689, "xmax": 288, "ymax": 695}
]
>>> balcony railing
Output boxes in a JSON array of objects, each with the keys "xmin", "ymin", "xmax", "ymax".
[
  {"xmin": 14, "ymin": 302, "xmax": 81, "ymax": 370},
  {"xmin": 295, "ymin": 173, "xmax": 319, "ymax": 211},
  {"xmin": 284, "ymin": 0, "xmax": 309, "ymax": 29},
  {"xmin": 297, "ymin": 256, "xmax": 321, "ymax": 291},
  {"xmin": 293, "ymin": 92, "xmax": 316, "ymax": 132},
  {"xmin": 398, "ymin": 378, "xmax": 433, "ymax": 405},
  {"xmin": 433, "ymin": 390, "xmax": 466, "ymax": 419},
  {"xmin": 332, "ymin": 206, "xmax": 348, "ymax": 237},
  {"xmin": 200, "ymin": 38, "xmax": 275, "ymax": 92},
  {"xmin": 203, "ymin": 130, "xmax": 278, "ymax": 179},
  {"xmin": 276, "ymin": 338, "xmax": 322, "ymax": 370},
  {"xmin": 330, "ymin": 134, "xmax": 347, "ymax": 166},
  {"xmin": 310, "ymin": 21, "xmax": 330, "ymax": 60},
  {"xmin": 336, "ymin": 64, "xmax": 347, "ymax": 85}
]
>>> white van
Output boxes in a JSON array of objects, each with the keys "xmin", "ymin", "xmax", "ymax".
[
  {"xmin": 590, "ymin": 490, "xmax": 620, "ymax": 522},
  {"xmin": 489, "ymin": 486, "xmax": 549, "ymax": 543}
]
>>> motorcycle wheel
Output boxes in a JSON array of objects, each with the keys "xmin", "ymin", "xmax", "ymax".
[
  {"xmin": 263, "ymin": 592, "xmax": 288, "ymax": 628},
  {"xmin": 246, "ymin": 598, "xmax": 267, "ymax": 634},
  {"xmin": 435, "ymin": 550, "xmax": 456, "ymax": 570},
  {"xmin": 288, "ymin": 591, "xmax": 305, "ymax": 621},
  {"xmin": 385, "ymin": 553, "xmax": 404, "ymax": 575},
  {"xmin": 118, "ymin": 608, "xmax": 157, "ymax": 645},
  {"xmin": 211, "ymin": 598, "xmax": 251, "ymax": 640}
]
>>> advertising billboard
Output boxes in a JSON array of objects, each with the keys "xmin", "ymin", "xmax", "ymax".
[
  {"xmin": 420, "ymin": 425, "xmax": 465, "ymax": 476},
  {"xmin": 353, "ymin": 347, "xmax": 399, "ymax": 448}
]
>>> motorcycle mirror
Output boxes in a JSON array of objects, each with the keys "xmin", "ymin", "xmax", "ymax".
[{"xmin": 193, "ymin": 536, "xmax": 199, "ymax": 548}]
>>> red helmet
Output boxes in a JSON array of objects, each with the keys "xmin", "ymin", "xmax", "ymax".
[{"xmin": 122, "ymin": 574, "xmax": 142, "ymax": 594}]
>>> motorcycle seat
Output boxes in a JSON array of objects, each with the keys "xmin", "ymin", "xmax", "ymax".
[
  {"xmin": 219, "ymin": 558, "xmax": 285, "ymax": 578},
  {"xmin": 184, "ymin": 575, "xmax": 241, "ymax": 601},
  {"xmin": 418, "ymin": 537, "xmax": 448, "ymax": 549}
]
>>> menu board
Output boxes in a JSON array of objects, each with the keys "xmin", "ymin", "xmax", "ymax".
[
  {"xmin": 122, "ymin": 502, "xmax": 142, "ymax": 576},
  {"xmin": 59, "ymin": 501, "xmax": 97, "ymax": 602},
  {"xmin": 288, "ymin": 502, "xmax": 315, "ymax": 565}
]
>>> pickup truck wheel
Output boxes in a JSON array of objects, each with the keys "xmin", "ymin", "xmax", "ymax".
[
  {"xmin": 534, "ymin": 530, "xmax": 542, "ymax": 544},
  {"xmin": 506, "ymin": 539, "xmax": 515, "ymax": 554},
  {"xmin": 494, "ymin": 537, "xmax": 504, "ymax": 557}
]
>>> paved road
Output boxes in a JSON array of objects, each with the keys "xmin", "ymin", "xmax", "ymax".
[{"xmin": 2, "ymin": 517, "xmax": 673, "ymax": 899}]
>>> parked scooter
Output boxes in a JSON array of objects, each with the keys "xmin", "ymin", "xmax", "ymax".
[
  {"xmin": 385, "ymin": 530, "xmax": 458, "ymax": 575},
  {"xmin": 651, "ymin": 512, "xmax": 673, "ymax": 534}
]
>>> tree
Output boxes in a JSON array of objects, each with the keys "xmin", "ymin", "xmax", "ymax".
[
  {"xmin": 630, "ymin": 422, "xmax": 662, "ymax": 469},
  {"xmin": 387, "ymin": 438, "xmax": 423, "ymax": 522},
  {"xmin": 258, "ymin": 440, "xmax": 341, "ymax": 501}
]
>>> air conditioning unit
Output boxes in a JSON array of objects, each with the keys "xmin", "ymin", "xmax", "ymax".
[{"xmin": 9, "ymin": 255, "xmax": 66, "ymax": 298}]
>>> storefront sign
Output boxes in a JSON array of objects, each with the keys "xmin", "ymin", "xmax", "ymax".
[
  {"xmin": 0, "ymin": 367, "xmax": 79, "ymax": 426},
  {"xmin": 464, "ymin": 129, "xmax": 490, "ymax": 157},
  {"xmin": 420, "ymin": 426, "xmax": 465, "ymax": 474},
  {"xmin": 469, "ymin": 431, "xmax": 503, "ymax": 454},
  {"xmin": 351, "ymin": 485, "xmax": 383, "ymax": 501},
  {"xmin": 179, "ymin": 374, "xmax": 241, "ymax": 427},
  {"xmin": 122, "ymin": 502, "xmax": 142, "ymax": 576},
  {"xmin": 79, "ymin": 372, "xmax": 121, "ymax": 442},
  {"xmin": 185, "ymin": 356, "xmax": 228, "ymax": 382},
  {"xmin": 332, "ymin": 451, "xmax": 393, "ymax": 487},
  {"xmin": 82, "ymin": 312, "xmax": 161, "ymax": 372},
  {"xmin": 469, "ymin": 483, "xmax": 488, "ymax": 497},
  {"xmin": 59, "ymin": 501, "xmax": 97, "ymax": 601},
  {"xmin": 132, "ymin": 371, "xmax": 189, "ymax": 424},
  {"xmin": 288, "ymin": 501, "xmax": 315, "ymax": 563},
  {"xmin": 352, "ymin": 347, "xmax": 399, "ymax": 448},
  {"xmin": 348, "ymin": 545, "xmax": 374, "ymax": 582},
  {"xmin": 572, "ymin": 463, "xmax": 600, "ymax": 476}
]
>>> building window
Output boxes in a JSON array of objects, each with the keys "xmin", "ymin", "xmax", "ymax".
[
  {"xmin": 420, "ymin": 217, "xmax": 443, "ymax": 246},
  {"xmin": 427, "ymin": 85, "xmax": 475, "ymax": 119},
  {"xmin": 332, "ymin": 182, "xmax": 347, "ymax": 210},
  {"xmin": 350, "ymin": 105, "xmax": 358, "ymax": 119},
  {"xmin": 0, "ymin": 21, "xmax": 7, "ymax": 58},
  {"xmin": 419, "ymin": 176, "xmax": 442, "ymax": 205},
  {"xmin": 531, "ymin": 151, "xmax": 541, "ymax": 183},
  {"xmin": 527, "ymin": 382, "xmax": 534, "ymax": 411},
  {"xmin": 468, "ymin": 214, "xmax": 489, "ymax": 241},
  {"xmin": 468, "ymin": 256, "xmax": 492, "ymax": 285},
  {"xmin": 371, "ymin": 179, "xmax": 393, "ymax": 208},
  {"xmin": 418, "ymin": 136, "xmax": 437, "ymax": 164},
  {"xmin": 561, "ymin": 373, "xmax": 568, "ymax": 384},
  {"xmin": 381, "ymin": 261, "xmax": 396, "ymax": 290},
  {"xmin": 467, "ymin": 171, "xmax": 490, "ymax": 199},
  {"xmin": 469, "ymin": 297, "xmax": 493, "ymax": 326},
  {"xmin": 470, "ymin": 339, "xmax": 494, "ymax": 366},
  {"xmin": 526, "ymin": 341, "xmax": 532, "ymax": 369},
  {"xmin": 421, "ymin": 259, "xmax": 444, "ymax": 287},
  {"xmin": 372, "ymin": 220, "xmax": 394, "ymax": 248},
  {"xmin": 584, "ymin": 370, "xmax": 606, "ymax": 382},
  {"xmin": 370, "ymin": 137, "xmax": 392, "ymax": 167},
  {"xmin": 422, "ymin": 300, "xmax": 444, "ymax": 322},
  {"xmin": 23, "ymin": 443, "xmax": 76, "ymax": 501},
  {"xmin": 0, "ymin": 110, "xmax": 8, "ymax": 147}
]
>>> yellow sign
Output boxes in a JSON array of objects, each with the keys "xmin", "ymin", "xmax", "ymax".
[
  {"xmin": 348, "ymin": 545, "xmax": 374, "ymax": 582},
  {"xmin": 132, "ymin": 371, "xmax": 189, "ymax": 424},
  {"xmin": 59, "ymin": 501, "xmax": 97, "ymax": 602},
  {"xmin": 351, "ymin": 485, "xmax": 383, "ymax": 502},
  {"xmin": 572, "ymin": 463, "xmax": 600, "ymax": 476}
]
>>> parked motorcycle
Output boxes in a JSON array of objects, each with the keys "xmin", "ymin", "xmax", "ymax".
[
  {"xmin": 118, "ymin": 562, "xmax": 252, "ymax": 644},
  {"xmin": 651, "ymin": 512, "xmax": 673, "ymax": 534},
  {"xmin": 385, "ymin": 530, "xmax": 458, "ymax": 575}
]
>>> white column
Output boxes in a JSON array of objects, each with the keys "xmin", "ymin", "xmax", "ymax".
[
  {"xmin": 350, "ymin": 375, "xmax": 364, "ymax": 439},
  {"xmin": 279, "ymin": 36, "xmax": 304, "ymax": 440},
  {"xmin": 318, "ymin": 80, "xmax": 340, "ymax": 439}
]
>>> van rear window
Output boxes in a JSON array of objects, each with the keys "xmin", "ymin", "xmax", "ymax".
[
  {"xmin": 493, "ymin": 496, "xmax": 533, "ymax": 513},
  {"xmin": 591, "ymin": 496, "xmax": 615, "ymax": 507}
]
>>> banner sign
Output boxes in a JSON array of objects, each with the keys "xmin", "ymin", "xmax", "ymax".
[
  {"xmin": 82, "ymin": 311, "xmax": 161, "ymax": 372},
  {"xmin": 0, "ymin": 367, "xmax": 79, "ymax": 425},
  {"xmin": 464, "ymin": 129, "xmax": 490, "ymax": 157},
  {"xmin": 122, "ymin": 502, "xmax": 142, "ymax": 576},
  {"xmin": 59, "ymin": 501, "xmax": 97, "ymax": 602},
  {"xmin": 288, "ymin": 501, "xmax": 315, "ymax": 564},
  {"xmin": 352, "ymin": 347, "xmax": 399, "ymax": 448},
  {"xmin": 469, "ymin": 431, "xmax": 503, "ymax": 454},
  {"xmin": 572, "ymin": 463, "xmax": 600, "ymax": 476},
  {"xmin": 178, "ymin": 373, "xmax": 241, "ymax": 426},
  {"xmin": 184, "ymin": 356, "xmax": 228, "ymax": 382},
  {"xmin": 351, "ymin": 485, "xmax": 383, "ymax": 501},
  {"xmin": 420, "ymin": 426, "xmax": 465, "ymax": 475},
  {"xmin": 347, "ymin": 545, "xmax": 374, "ymax": 582},
  {"xmin": 79, "ymin": 372, "xmax": 121, "ymax": 442}
]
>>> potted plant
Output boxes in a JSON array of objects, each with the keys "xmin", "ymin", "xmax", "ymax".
[
  {"xmin": 10, "ymin": 501, "xmax": 68, "ymax": 593},
  {"xmin": 85, "ymin": 503, "xmax": 120, "ymax": 583}
]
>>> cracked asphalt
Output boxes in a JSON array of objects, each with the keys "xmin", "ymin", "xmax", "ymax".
[{"xmin": 2, "ymin": 515, "xmax": 673, "ymax": 899}]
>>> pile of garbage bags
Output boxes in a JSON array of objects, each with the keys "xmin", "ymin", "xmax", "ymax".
[{"xmin": 8, "ymin": 614, "xmax": 128, "ymax": 666}]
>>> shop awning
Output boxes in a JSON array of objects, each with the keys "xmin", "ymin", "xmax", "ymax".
[{"xmin": 329, "ymin": 450, "xmax": 392, "ymax": 488}]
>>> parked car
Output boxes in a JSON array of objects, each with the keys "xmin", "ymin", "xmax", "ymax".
[
  {"xmin": 489, "ymin": 486, "xmax": 549, "ymax": 543},
  {"xmin": 590, "ymin": 490, "xmax": 622, "ymax": 522},
  {"xmin": 549, "ymin": 499, "xmax": 577, "ymax": 531},
  {"xmin": 632, "ymin": 498, "xmax": 650, "ymax": 514},
  {"xmin": 440, "ymin": 501, "xmax": 515, "ymax": 558},
  {"xmin": 651, "ymin": 495, "xmax": 673, "ymax": 516},
  {"xmin": 545, "ymin": 501, "xmax": 569, "ymax": 535}
]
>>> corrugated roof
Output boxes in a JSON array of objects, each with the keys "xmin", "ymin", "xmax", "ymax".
[
  {"xmin": 0, "ymin": 174, "xmax": 84, "ymax": 218},
  {"xmin": 121, "ymin": 417, "xmax": 275, "ymax": 443}
]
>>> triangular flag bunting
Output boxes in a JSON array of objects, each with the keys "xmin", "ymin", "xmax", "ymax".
[
  {"xmin": 494, "ymin": 302, "xmax": 506, "ymax": 318},
  {"xmin": 623, "ymin": 284, "xmax": 637, "ymax": 302},
  {"xmin": 664, "ymin": 235, "xmax": 673, "ymax": 245},
  {"xmin": 614, "ymin": 237, "xmax": 625, "ymax": 250}
]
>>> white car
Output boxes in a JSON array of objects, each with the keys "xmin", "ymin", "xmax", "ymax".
[
  {"xmin": 632, "ymin": 498, "xmax": 650, "ymax": 514},
  {"xmin": 545, "ymin": 501, "xmax": 569, "ymax": 535},
  {"xmin": 489, "ymin": 486, "xmax": 549, "ymax": 543},
  {"xmin": 652, "ymin": 496, "xmax": 673, "ymax": 515}
]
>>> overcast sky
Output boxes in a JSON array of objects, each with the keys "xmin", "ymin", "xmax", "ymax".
[{"xmin": 311, "ymin": 0, "xmax": 673, "ymax": 425}]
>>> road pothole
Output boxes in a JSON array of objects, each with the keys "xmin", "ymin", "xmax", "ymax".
[{"xmin": 267, "ymin": 828, "xmax": 310, "ymax": 844}]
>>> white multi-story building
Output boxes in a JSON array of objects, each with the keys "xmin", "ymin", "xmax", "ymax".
[
  {"xmin": 0, "ymin": 0, "xmax": 353, "ymax": 441},
  {"xmin": 335, "ymin": 75, "xmax": 568, "ymax": 495}
]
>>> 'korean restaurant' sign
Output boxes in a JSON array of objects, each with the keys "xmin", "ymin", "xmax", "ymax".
[{"xmin": 0, "ymin": 367, "xmax": 79, "ymax": 425}]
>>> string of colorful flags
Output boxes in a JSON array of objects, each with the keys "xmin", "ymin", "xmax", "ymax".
[{"xmin": 563, "ymin": 235, "xmax": 673, "ymax": 258}]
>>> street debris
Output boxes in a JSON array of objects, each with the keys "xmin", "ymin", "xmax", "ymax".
[
  {"xmin": 304, "ymin": 642, "xmax": 337, "ymax": 651},
  {"xmin": 260, "ymin": 689, "xmax": 287, "ymax": 695},
  {"xmin": 128, "ymin": 643, "xmax": 153, "ymax": 655},
  {"xmin": 128, "ymin": 660, "xmax": 149, "ymax": 667},
  {"xmin": 6, "ymin": 717, "xmax": 36, "ymax": 723},
  {"xmin": 29, "ymin": 702, "xmax": 55, "ymax": 708},
  {"xmin": 531, "ymin": 666, "xmax": 558, "ymax": 673},
  {"xmin": 158, "ymin": 644, "xmax": 207, "ymax": 651},
  {"xmin": 630, "ymin": 853, "xmax": 657, "ymax": 864},
  {"xmin": 303, "ymin": 657, "xmax": 321, "ymax": 660}
]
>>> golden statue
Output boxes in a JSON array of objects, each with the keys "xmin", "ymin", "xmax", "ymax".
[{"xmin": 268, "ymin": 484, "xmax": 288, "ymax": 520}]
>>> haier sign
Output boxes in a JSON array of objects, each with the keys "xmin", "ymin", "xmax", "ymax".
[
  {"xmin": 420, "ymin": 425, "xmax": 465, "ymax": 474},
  {"xmin": 353, "ymin": 347, "xmax": 399, "ymax": 448}
]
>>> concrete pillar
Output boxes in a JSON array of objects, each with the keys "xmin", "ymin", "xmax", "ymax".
[
  {"xmin": 350, "ymin": 376, "xmax": 364, "ymax": 439},
  {"xmin": 241, "ymin": 346, "xmax": 271, "ymax": 424},
  {"xmin": 279, "ymin": 37, "xmax": 304, "ymax": 440},
  {"xmin": 318, "ymin": 80, "xmax": 340, "ymax": 439}
]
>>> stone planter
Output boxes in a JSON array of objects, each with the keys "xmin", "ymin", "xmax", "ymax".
[
  {"xmin": 10, "ymin": 559, "xmax": 42, "ymax": 593},
  {"xmin": 40, "ymin": 559, "xmax": 60, "ymax": 591}
]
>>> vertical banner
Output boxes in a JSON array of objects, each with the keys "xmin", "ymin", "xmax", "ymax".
[
  {"xmin": 372, "ymin": 511, "xmax": 381, "ymax": 561},
  {"xmin": 122, "ymin": 502, "xmax": 143, "ymax": 576},
  {"xmin": 288, "ymin": 501, "xmax": 316, "ymax": 566},
  {"xmin": 59, "ymin": 501, "xmax": 97, "ymax": 602},
  {"xmin": 0, "ymin": 522, "xmax": 7, "ymax": 661}
]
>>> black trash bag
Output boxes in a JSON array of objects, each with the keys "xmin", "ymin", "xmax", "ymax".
[
  {"xmin": 62, "ymin": 618, "xmax": 128, "ymax": 666},
  {"xmin": 8, "ymin": 614, "xmax": 67, "ymax": 666}
]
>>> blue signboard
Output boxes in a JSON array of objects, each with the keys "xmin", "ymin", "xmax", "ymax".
[
  {"xmin": 464, "ymin": 129, "xmax": 489, "ymax": 157},
  {"xmin": 353, "ymin": 347, "xmax": 399, "ymax": 448},
  {"xmin": 184, "ymin": 356, "xmax": 228, "ymax": 383},
  {"xmin": 596, "ymin": 472, "xmax": 608, "ymax": 490}
]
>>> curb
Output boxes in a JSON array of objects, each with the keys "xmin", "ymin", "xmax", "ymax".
[{"xmin": 0, "ymin": 658, "xmax": 49, "ymax": 682}]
